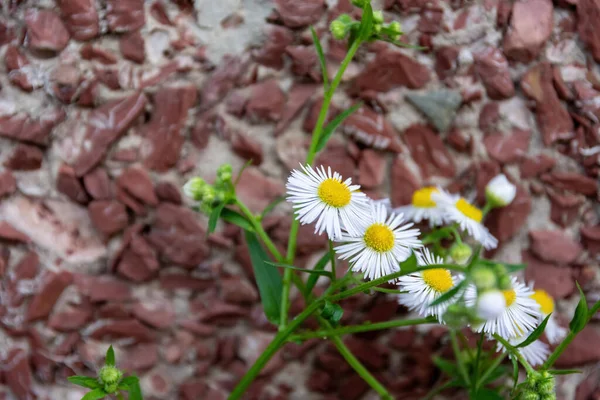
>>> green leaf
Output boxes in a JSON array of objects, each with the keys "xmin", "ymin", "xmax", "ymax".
[
  {"xmin": 569, "ymin": 282, "xmax": 588, "ymax": 333},
  {"xmin": 118, "ymin": 376, "xmax": 139, "ymax": 389},
  {"xmin": 310, "ymin": 26, "xmax": 329, "ymax": 88},
  {"xmin": 320, "ymin": 301, "xmax": 344, "ymax": 326},
  {"xmin": 548, "ymin": 369, "xmax": 582, "ymax": 376},
  {"xmin": 357, "ymin": 3, "xmax": 374, "ymax": 42},
  {"xmin": 128, "ymin": 380, "xmax": 143, "ymax": 400},
  {"xmin": 208, "ymin": 203, "xmax": 225, "ymax": 234},
  {"xmin": 429, "ymin": 280, "xmax": 466, "ymax": 307},
  {"xmin": 314, "ymin": 102, "xmax": 362, "ymax": 153},
  {"xmin": 473, "ymin": 388, "xmax": 503, "ymax": 400},
  {"xmin": 479, "ymin": 365, "xmax": 508, "ymax": 385},
  {"xmin": 478, "ymin": 260, "xmax": 525, "ymax": 273},
  {"xmin": 400, "ymin": 251, "xmax": 418, "ymax": 273},
  {"xmin": 81, "ymin": 389, "xmax": 108, "ymax": 400},
  {"xmin": 67, "ymin": 376, "xmax": 100, "ymax": 390},
  {"xmin": 244, "ymin": 230, "xmax": 283, "ymax": 324},
  {"xmin": 220, "ymin": 208, "xmax": 255, "ymax": 231},
  {"xmin": 432, "ymin": 357, "xmax": 462, "ymax": 383},
  {"xmin": 266, "ymin": 261, "xmax": 332, "ymax": 277},
  {"xmin": 372, "ymin": 287, "xmax": 406, "ymax": 295},
  {"xmin": 260, "ymin": 196, "xmax": 285, "ymax": 219},
  {"xmin": 511, "ymin": 356, "xmax": 519, "ymax": 393},
  {"xmin": 516, "ymin": 314, "xmax": 551, "ymax": 348},
  {"xmin": 105, "ymin": 345, "xmax": 115, "ymax": 366},
  {"xmin": 588, "ymin": 299, "xmax": 600, "ymax": 320},
  {"xmin": 421, "ymin": 227, "xmax": 453, "ymax": 244},
  {"xmin": 234, "ymin": 159, "xmax": 254, "ymax": 186},
  {"xmin": 306, "ymin": 252, "xmax": 332, "ymax": 295}
]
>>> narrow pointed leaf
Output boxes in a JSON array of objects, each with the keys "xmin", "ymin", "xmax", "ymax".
[
  {"xmin": 118, "ymin": 376, "xmax": 139, "ymax": 389},
  {"xmin": 208, "ymin": 203, "xmax": 225, "ymax": 233},
  {"xmin": 245, "ymin": 230, "xmax": 283, "ymax": 324},
  {"xmin": 306, "ymin": 252, "xmax": 332, "ymax": 295},
  {"xmin": 67, "ymin": 376, "xmax": 100, "ymax": 389},
  {"xmin": 105, "ymin": 345, "xmax": 115, "ymax": 366},
  {"xmin": 128, "ymin": 381, "xmax": 143, "ymax": 400},
  {"xmin": 516, "ymin": 314, "xmax": 551, "ymax": 348},
  {"xmin": 479, "ymin": 365, "xmax": 508, "ymax": 385},
  {"xmin": 548, "ymin": 369, "xmax": 582, "ymax": 375},
  {"xmin": 432, "ymin": 357, "xmax": 462, "ymax": 383},
  {"xmin": 81, "ymin": 389, "xmax": 108, "ymax": 400},
  {"xmin": 357, "ymin": 3, "xmax": 374, "ymax": 41},
  {"xmin": 569, "ymin": 282, "xmax": 588, "ymax": 333},
  {"xmin": 588, "ymin": 299, "xmax": 600, "ymax": 320},
  {"xmin": 266, "ymin": 261, "xmax": 332, "ymax": 277},
  {"xmin": 511, "ymin": 357, "xmax": 519, "ymax": 393},
  {"xmin": 315, "ymin": 102, "xmax": 362, "ymax": 153},
  {"xmin": 261, "ymin": 196, "xmax": 285, "ymax": 219},
  {"xmin": 234, "ymin": 159, "xmax": 254, "ymax": 186},
  {"xmin": 373, "ymin": 287, "xmax": 406, "ymax": 295},
  {"xmin": 430, "ymin": 280, "xmax": 466, "ymax": 307},
  {"xmin": 220, "ymin": 208, "xmax": 254, "ymax": 231},
  {"xmin": 310, "ymin": 27, "xmax": 329, "ymax": 87},
  {"xmin": 400, "ymin": 251, "xmax": 418, "ymax": 274}
]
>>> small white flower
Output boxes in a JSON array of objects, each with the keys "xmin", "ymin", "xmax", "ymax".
[
  {"xmin": 476, "ymin": 290, "xmax": 506, "ymax": 320},
  {"xmin": 394, "ymin": 186, "xmax": 447, "ymax": 227},
  {"xmin": 466, "ymin": 277, "xmax": 541, "ymax": 339},
  {"xmin": 397, "ymin": 248, "xmax": 458, "ymax": 322},
  {"xmin": 496, "ymin": 334, "xmax": 550, "ymax": 367},
  {"xmin": 486, "ymin": 174, "xmax": 517, "ymax": 207},
  {"xmin": 183, "ymin": 177, "xmax": 206, "ymax": 201},
  {"xmin": 335, "ymin": 202, "xmax": 422, "ymax": 281},
  {"xmin": 286, "ymin": 165, "xmax": 370, "ymax": 240},
  {"xmin": 433, "ymin": 189, "xmax": 498, "ymax": 250},
  {"xmin": 530, "ymin": 288, "xmax": 567, "ymax": 345}
]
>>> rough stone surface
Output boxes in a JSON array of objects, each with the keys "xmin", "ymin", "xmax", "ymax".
[
  {"xmin": 502, "ymin": 0, "xmax": 553, "ymax": 62},
  {"xmin": 57, "ymin": 0, "xmax": 100, "ymax": 40},
  {"xmin": 403, "ymin": 125, "xmax": 456, "ymax": 179},
  {"xmin": 88, "ymin": 200, "xmax": 129, "ymax": 236},
  {"xmin": 529, "ymin": 230, "xmax": 583, "ymax": 265},
  {"xmin": 474, "ymin": 47, "xmax": 515, "ymax": 100},
  {"xmin": 25, "ymin": 9, "xmax": 70, "ymax": 53},
  {"xmin": 522, "ymin": 251, "xmax": 574, "ymax": 299},
  {"xmin": 578, "ymin": 0, "xmax": 600, "ymax": 62}
]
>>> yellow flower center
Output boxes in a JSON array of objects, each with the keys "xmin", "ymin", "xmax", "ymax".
[
  {"xmin": 411, "ymin": 187, "xmax": 438, "ymax": 208},
  {"xmin": 317, "ymin": 178, "xmax": 351, "ymax": 208},
  {"xmin": 422, "ymin": 269, "xmax": 454, "ymax": 293},
  {"xmin": 455, "ymin": 198, "xmax": 483, "ymax": 223},
  {"xmin": 530, "ymin": 289, "xmax": 554, "ymax": 315},
  {"xmin": 502, "ymin": 289, "xmax": 516, "ymax": 307},
  {"xmin": 363, "ymin": 223, "xmax": 395, "ymax": 253}
]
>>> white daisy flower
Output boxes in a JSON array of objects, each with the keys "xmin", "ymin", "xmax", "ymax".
[
  {"xmin": 466, "ymin": 277, "xmax": 541, "ymax": 339},
  {"xmin": 530, "ymin": 289, "xmax": 567, "ymax": 345},
  {"xmin": 496, "ymin": 334, "xmax": 550, "ymax": 367},
  {"xmin": 397, "ymin": 248, "xmax": 459, "ymax": 322},
  {"xmin": 393, "ymin": 186, "xmax": 447, "ymax": 227},
  {"xmin": 433, "ymin": 189, "xmax": 498, "ymax": 250},
  {"xmin": 486, "ymin": 174, "xmax": 517, "ymax": 207},
  {"xmin": 286, "ymin": 164, "xmax": 370, "ymax": 240},
  {"xmin": 335, "ymin": 202, "xmax": 422, "ymax": 281},
  {"xmin": 476, "ymin": 290, "xmax": 506, "ymax": 320}
]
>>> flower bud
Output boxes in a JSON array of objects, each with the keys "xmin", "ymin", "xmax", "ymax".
[
  {"xmin": 388, "ymin": 21, "xmax": 402, "ymax": 37},
  {"xmin": 330, "ymin": 20, "xmax": 348, "ymax": 40},
  {"xmin": 476, "ymin": 290, "xmax": 506, "ymax": 320},
  {"xmin": 449, "ymin": 242, "xmax": 472, "ymax": 265},
  {"xmin": 519, "ymin": 391, "xmax": 541, "ymax": 400},
  {"xmin": 472, "ymin": 266, "xmax": 497, "ymax": 291},
  {"xmin": 486, "ymin": 174, "xmax": 517, "ymax": 208},
  {"xmin": 537, "ymin": 372, "xmax": 555, "ymax": 396},
  {"xmin": 99, "ymin": 365, "xmax": 122, "ymax": 386},
  {"xmin": 497, "ymin": 274, "xmax": 512, "ymax": 291},
  {"xmin": 373, "ymin": 10, "xmax": 384, "ymax": 24},
  {"xmin": 183, "ymin": 177, "xmax": 206, "ymax": 201},
  {"xmin": 351, "ymin": 0, "xmax": 369, "ymax": 8},
  {"xmin": 443, "ymin": 303, "xmax": 473, "ymax": 329}
]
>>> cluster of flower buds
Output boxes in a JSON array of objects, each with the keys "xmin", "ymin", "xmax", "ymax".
[
  {"xmin": 517, "ymin": 371, "xmax": 556, "ymax": 400},
  {"xmin": 98, "ymin": 365, "xmax": 123, "ymax": 394},
  {"xmin": 183, "ymin": 164, "xmax": 234, "ymax": 213},
  {"xmin": 330, "ymin": 0, "xmax": 402, "ymax": 43}
]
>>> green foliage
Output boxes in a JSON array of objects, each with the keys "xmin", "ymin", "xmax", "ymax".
[
  {"xmin": 310, "ymin": 27, "xmax": 329, "ymax": 87},
  {"xmin": 306, "ymin": 252, "xmax": 332, "ymax": 295},
  {"xmin": 266, "ymin": 261, "xmax": 332, "ymax": 277},
  {"xmin": 67, "ymin": 377, "xmax": 100, "ymax": 390},
  {"xmin": 220, "ymin": 208, "xmax": 255, "ymax": 231},
  {"xmin": 569, "ymin": 282, "xmax": 588, "ymax": 333},
  {"xmin": 430, "ymin": 279, "xmax": 466, "ymax": 307},
  {"xmin": 315, "ymin": 103, "xmax": 362, "ymax": 153},
  {"xmin": 516, "ymin": 314, "xmax": 551, "ymax": 348},
  {"xmin": 320, "ymin": 301, "xmax": 344, "ymax": 326}
]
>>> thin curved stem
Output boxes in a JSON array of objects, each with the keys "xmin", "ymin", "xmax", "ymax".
[
  {"xmin": 450, "ymin": 330, "xmax": 471, "ymax": 387},
  {"xmin": 493, "ymin": 334, "xmax": 534, "ymax": 375},
  {"xmin": 475, "ymin": 352, "xmax": 507, "ymax": 391},
  {"xmin": 542, "ymin": 330, "xmax": 577, "ymax": 370},
  {"xmin": 236, "ymin": 200, "xmax": 284, "ymax": 263}
]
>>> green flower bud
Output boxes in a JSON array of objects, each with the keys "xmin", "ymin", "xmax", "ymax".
[
  {"xmin": 218, "ymin": 163, "xmax": 233, "ymax": 175},
  {"xmin": 99, "ymin": 365, "xmax": 122, "ymax": 386},
  {"xmin": 219, "ymin": 171, "xmax": 232, "ymax": 182},
  {"xmin": 497, "ymin": 274, "xmax": 512, "ymax": 290},
  {"xmin": 472, "ymin": 266, "xmax": 497, "ymax": 291},
  {"xmin": 104, "ymin": 382, "xmax": 119, "ymax": 394},
  {"xmin": 183, "ymin": 177, "xmax": 207, "ymax": 201},
  {"xmin": 442, "ymin": 303, "xmax": 473, "ymax": 329},
  {"xmin": 388, "ymin": 21, "xmax": 402, "ymax": 37},
  {"xmin": 449, "ymin": 242, "xmax": 472, "ymax": 265},
  {"xmin": 330, "ymin": 20, "xmax": 348, "ymax": 40},
  {"xmin": 537, "ymin": 372, "xmax": 555, "ymax": 396},
  {"xmin": 519, "ymin": 391, "xmax": 541, "ymax": 400},
  {"xmin": 373, "ymin": 10, "xmax": 384, "ymax": 24},
  {"xmin": 351, "ymin": 0, "xmax": 369, "ymax": 8}
]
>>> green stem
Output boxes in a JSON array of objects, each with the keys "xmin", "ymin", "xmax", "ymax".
[
  {"xmin": 229, "ymin": 300, "xmax": 322, "ymax": 399},
  {"xmin": 289, "ymin": 317, "xmax": 434, "ymax": 341},
  {"xmin": 330, "ymin": 335, "xmax": 393, "ymax": 399},
  {"xmin": 472, "ymin": 332, "xmax": 485, "ymax": 385},
  {"xmin": 482, "ymin": 202, "xmax": 493, "ymax": 218},
  {"xmin": 328, "ymin": 240, "xmax": 337, "ymax": 281},
  {"xmin": 542, "ymin": 330, "xmax": 577, "ymax": 370},
  {"xmin": 449, "ymin": 330, "xmax": 471, "ymax": 387},
  {"xmin": 475, "ymin": 352, "xmax": 507, "ymax": 391},
  {"xmin": 450, "ymin": 226, "xmax": 463, "ymax": 245},
  {"xmin": 236, "ymin": 200, "xmax": 285, "ymax": 263},
  {"xmin": 493, "ymin": 334, "xmax": 535, "ymax": 375}
]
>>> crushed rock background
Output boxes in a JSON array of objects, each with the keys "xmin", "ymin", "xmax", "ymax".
[{"xmin": 0, "ymin": 0, "xmax": 600, "ymax": 399}]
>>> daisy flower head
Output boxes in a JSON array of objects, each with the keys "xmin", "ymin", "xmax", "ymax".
[
  {"xmin": 335, "ymin": 202, "xmax": 422, "ymax": 281},
  {"xmin": 394, "ymin": 186, "xmax": 448, "ymax": 227},
  {"xmin": 466, "ymin": 277, "xmax": 541, "ymax": 339},
  {"xmin": 530, "ymin": 289, "xmax": 567, "ymax": 345},
  {"xmin": 286, "ymin": 164, "xmax": 370, "ymax": 240},
  {"xmin": 486, "ymin": 174, "xmax": 517, "ymax": 207},
  {"xmin": 397, "ymin": 248, "xmax": 459, "ymax": 322},
  {"xmin": 496, "ymin": 334, "xmax": 550, "ymax": 367},
  {"xmin": 433, "ymin": 189, "xmax": 498, "ymax": 250}
]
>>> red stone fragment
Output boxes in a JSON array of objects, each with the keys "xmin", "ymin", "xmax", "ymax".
[
  {"xmin": 5, "ymin": 45, "xmax": 33, "ymax": 91},
  {"xmin": 57, "ymin": 164, "xmax": 89, "ymax": 204},
  {"xmin": 121, "ymin": 343, "xmax": 159, "ymax": 372},
  {"xmin": 4, "ymin": 349, "xmax": 34, "ymax": 399},
  {"xmin": 286, "ymin": 45, "xmax": 319, "ymax": 80},
  {"xmin": 474, "ymin": 47, "xmax": 515, "ymax": 100},
  {"xmin": 75, "ymin": 275, "xmax": 132, "ymax": 302},
  {"xmin": 581, "ymin": 225, "xmax": 600, "ymax": 256},
  {"xmin": 231, "ymin": 132, "xmax": 264, "ymax": 165},
  {"xmin": 72, "ymin": 93, "xmax": 147, "ymax": 176},
  {"xmin": 116, "ymin": 235, "xmax": 160, "ymax": 282},
  {"xmin": 483, "ymin": 129, "xmax": 530, "ymax": 164},
  {"xmin": 150, "ymin": 1, "xmax": 173, "ymax": 25},
  {"xmin": 154, "ymin": 181, "xmax": 182, "ymax": 204},
  {"xmin": 88, "ymin": 319, "xmax": 155, "ymax": 342},
  {"xmin": 80, "ymin": 44, "xmax": 117, "ymax": 64},
  {"xmin": 404, "ymin": 124, "xmax": 456, "ymax": 179},
  {"xmin": 88, "ymin": 200, "xmax": 128, "ymax": 236},
  {"xmin": 358, "ymin": 149, "xmax": 386, "ymax": 189},
  {"xmin": 519, "ymin": 154, "xmax": 555, "ymax": 179},
  {"xmin": 245, "ymin": 79, "xmax": 286, "ymax": 123},
  {"xmin": 555, "ymin": 326, "xmax": 600, "ymax": 367},
  {"xmin": 199, "ymin": 56, "xmax": 245, "ymax": 110},
  {"xmin": 522, "ymin": 251, "xmax": 574, "ymax": 299},
  {"xmin": 120, "ymin": 30, "xmax": 145, "ymax": 63},
  {"xmin": 221, "ymin": 277, "xmax": 259, "ymax": 304},
  {"xmin": 83, "ymin": 167, "xmax": 112, "ymax": 200},
  {"xmin": 435, "ymin": 46, "xmax": 459, "ymax": 79},
  {"xmin": 390, "ymin": 157, "xmax": 420, "ymax": 207},
  {"xmin": 4, "ymin": 144, "xmax": 43, "ymax": 171},
  {"xmin": 132, "ymin": 301, "xmax": 175, "ymax": 329},
  {"xmin": 353, "ymin": 49, "xmax": 430, "ymax": 92},
  {"xmin": 578, "ymin": 0, "xmax": 600, "ymax": 63},
  {"xmin": 25, "ymin": 271, "xmax": 73, "ymax": 322},
  {"xmin": 48, "ymin": 304, "xmax": 93, "ymax": 332},
  {"xmin": 106, "ymin": 0, "xmax": 145, "ymax": 32},
  {"xmin": 236, "ymin": 168, "xmax": 285, "ymax": 213},
  {"xmin": 274, "ymin": 0, "xmax": 325, "ymax": 28},
  {"xmin": 275, "ymin": 84, "xmax": 317, "ymax": 136},
  {"xmin": 117, "ymin": 167, "xmax": 159, "ymax": 206},
  {"xmin": 529, "ymin": 230, "xmax": 583, "ymax": 265},
  {"xmin": 341, "ymin": 106, "xmax": 403, "ymax": 152},
  {"xmin": 252, "ymin": 25, "xmax": 294, "ymax": 69},
  {"xmin": 0, "ymin": 221, "xmax": 30, "ymax": 243},
  {"xmin": 0, "ymin": 171, "xmax": 17, "ymax": 198},
  {"xmin": 25, "ymin": 9, "xmax": 70, "ymax": 53},
  {"xmin": 541, "ymin": 172, "xmax": 598, "ymax": 196},
  {"xmin": 503, "ymin": 0, "xmax": 553, "ymax": 62},
  {"xmin": 142, "ymin": 86, "xmax": 197, "ymax": 171},
  {"xmin": 548, "ymin": 191, "xmax": 584, "ymax": 227},
  {"xmin": 57, "ymin": 0, "xmax": 100, "ymax": 41}
]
